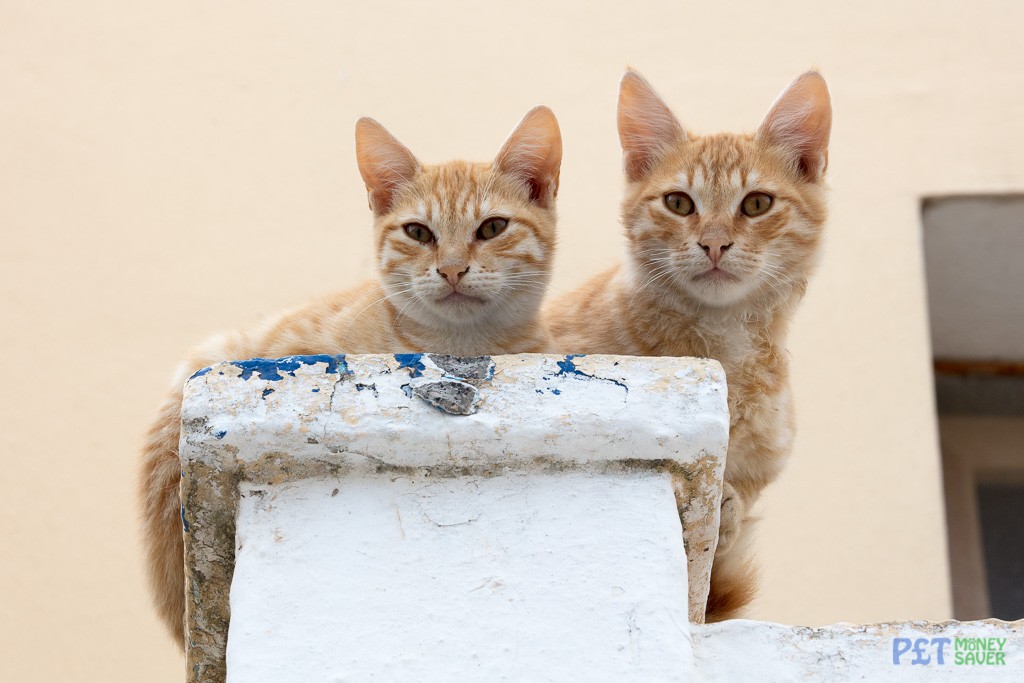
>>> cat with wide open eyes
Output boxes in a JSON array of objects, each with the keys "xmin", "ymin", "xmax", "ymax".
[
  {"xmin": 140, "ymin": 106, "xmax": 562, "ymax": 647},
  {"xmin": 545, "ymin": 69, "xmax": 832, "ymax": 620}
]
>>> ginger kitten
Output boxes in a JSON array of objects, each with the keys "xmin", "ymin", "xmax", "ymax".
[
  {"xmin": 141, "ymin": 106, "xmax": 562, "ymax": 646},
  {"xmin": 546, "ymin": 70, "xmax": 831, "ymax": 620}
]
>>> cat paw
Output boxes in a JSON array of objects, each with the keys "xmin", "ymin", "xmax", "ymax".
[{"xmin": 716, "ymin": 483, "xmax": 744, "ymax": 554}]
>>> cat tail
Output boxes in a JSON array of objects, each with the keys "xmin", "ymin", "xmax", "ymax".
[
  {"xmin": 704, "ymin": 521, "xmax": 760, "ymax": 622},
  {"xmin": 139, "ymin": 330, "xmax": 254, "ymax": 648},
  {"xmin": 139, "ymin": 386, "xmax": 188, "ymax": 648}
]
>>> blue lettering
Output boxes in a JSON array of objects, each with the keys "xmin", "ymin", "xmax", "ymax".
[
  {"xmin": 932, "ymin": 637, "xmax": 951, "ymax": 665},
  {"xmin": 911, "ymin": 638, "xmax": 931, "ymax": 665},
  {"xmin": 893, "ymin": 638, "xmax": 912, "ymax": 665}
]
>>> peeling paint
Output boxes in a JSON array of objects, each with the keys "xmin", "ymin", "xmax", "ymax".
[
  {"xmin": 410, "ymin": 379, "xmax": 480, "ymax": 415},
  {"xmin": 190, "ymin": 366, "xmax": 211, "ymax": 380},
  {"xmin": 555, "ymin": 354, "xmax": 628, "ymax": 392},
  {"xmin": 179, "ymin": 354, "xmax": 1024, "ymax": 680},
  {"xmin": 231, "ymin": 355, "xmax": 349, "ymax": 381},
  {"xmin": 179, "ymin": 353, "xmax": 731, "ymax": 680},
  {"xmin": 355, "ymin": 383, "xmax": 378, "ymax": 397},
  {"xmin": 427, "ymin": 354, "xmax": 495, "ymax": 381},
  {"xmin": 394, "ymin": 353, "xmax": 426, "ymax": 378}
]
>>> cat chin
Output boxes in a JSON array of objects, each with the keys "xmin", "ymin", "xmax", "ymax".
[
  {"xmin": 680, "ymin": 275, "xmax": 757, "ymax": 308},
  {"xmin": 418, "ymin": 299, "xmax": 498, "ymax": 327},
  {"xmin": 432, "ymin": 300, "xmax": 488, "ymax": 319}
]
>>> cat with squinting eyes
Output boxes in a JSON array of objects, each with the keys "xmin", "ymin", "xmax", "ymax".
[
  {"xmin": 139, "ymin": 106, "xmax": 562, "ymax": 646},
  {"xmin": 546, "ymin": 70, "xmax": 832, "ymax": 620}
]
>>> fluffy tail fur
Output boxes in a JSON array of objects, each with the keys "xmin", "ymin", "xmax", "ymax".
[
  {"xmin": 704, "ymin": 514, "xmax": 760, "ymax": 622},
  {"xmin": 705, "ymin": 551, "xmax": 759, "ymax": 621},
  {"xmin": 138, "ymin": 388, "xmax": 188, "ymax": 648}
]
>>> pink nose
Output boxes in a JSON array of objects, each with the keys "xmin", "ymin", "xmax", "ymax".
[
  {"xmin": 437, "ymin": 265, "xmax": 469, "ymax": 287},
  {"xmin": 698, "ymin": 238, "xmax": 734, "ymax": 266}
]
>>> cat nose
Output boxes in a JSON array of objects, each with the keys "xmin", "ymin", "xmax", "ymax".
[
  {"xmin": 699, "ymin": 238, "xmax": 734, "ymax": 266},
  {"xmin": 437, "ymin": 265, "xmax": 469, "ymax": 287}
]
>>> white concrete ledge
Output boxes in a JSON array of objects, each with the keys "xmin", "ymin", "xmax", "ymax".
[
  {"xmin": 179, "ymin": 353, "xmax": 730, "ymax": 681},
  {"xmin": 692, "ymin": 619, "xmax": 1024, "ymax": 681},
  {"xmin": 184, "ymin": 353, "xmax": 728, "ymax": 469},
  {"xmin": 178, "ymin": 352, "xmax": 1024, "ymax": 681}
]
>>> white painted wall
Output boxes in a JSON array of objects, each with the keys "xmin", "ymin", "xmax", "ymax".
[
  {"xmin": 693, "ymin": 619, "xmax": 1024, "ymax": 681},
  {"xmin": 183, "ymin": 354, "xmax": 1023, "ymax": 682},
  {"xmin": 229, "ymin": 472, "xmax": 692, "ymax": 682},
  {"xmin": 180, "ymin": 353, "xmax": 727, "ymax": 679}
]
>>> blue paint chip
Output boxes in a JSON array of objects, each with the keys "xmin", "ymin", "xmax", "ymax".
[
  {"xmin": 553, "ymin": 354, "xmax": 627, "ymax": 392},
  {"xmin": 312, "ymin": 387, "xmax": 320, "ymax": 393},
  {"xmin": 262, "ymin": 388, "xmax": 275, "ymax": 398},
  {"xmin": 189, "ymin": 367, "xmax": 211, "ymax": 380},
  {"xmin": 213, "ymin": 429, "xmax": 227, "ymax": 439},
  {"xmin": 395, "ymin": 353, "xmax": 426, "ymax": 378},
  {"xmin": 556, "ymin": 354, "xmax": 586, "ymax": 375},
  {"xmin": 181, "ymin": 506, "xmax": 190, "ymax": 532},
  {"xmin": 230, "ymin": 354, "xmax": 350, "ymax": 381},
  {"xmin": 552, "ymin": 388, "xmax": 561, "ymax": 395}
]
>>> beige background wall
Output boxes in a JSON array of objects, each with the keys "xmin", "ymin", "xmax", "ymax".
[{"xmin": 3, "ymin": 1, "xmax": 1021, "ymax": 679}]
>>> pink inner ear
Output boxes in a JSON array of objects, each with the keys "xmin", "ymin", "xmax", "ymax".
[
  {"xmin": 526, "ymin": 178, "xmax": 544, "ymax": 204},
  {"xmin": 494, "ymin": 106, "xmax": 562, "ymax": 207},
  {"xmin": 757, "ymin": 72, "xmax": 832, "ymax": 180},
  {"xmin": 617, "ymin": 72, "xmax": 685, "ymax": 182},
  {"xmin": 355, "ymin": 118, "xmax": 420, "ymax": 214}
]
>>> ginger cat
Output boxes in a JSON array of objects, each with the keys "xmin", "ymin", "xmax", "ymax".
[
  {"xmin": 141, "ymin": 106, "xmax": 562, "ymax": 647},
  {"xmin": 546, "ymin": 70, "xmax": 831, "ymax": 620}
]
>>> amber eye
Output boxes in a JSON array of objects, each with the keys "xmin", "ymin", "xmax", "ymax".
[
  {"xmin": 664, "ymin": 192, "xmax": 695, "ymax": 216},
  {"xmin": 741, "ymin": 192, "xmax": 773, "ymax": 217},
  {"xmin": 403, "ymin": 222, "xmax": 435, "ymax": 244},
  {"xmin": 477, "ymin": 217, "xmax": 508, "ymax": 240}
]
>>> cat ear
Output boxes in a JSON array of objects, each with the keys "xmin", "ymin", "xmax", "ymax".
[
  {"xmin": 493, "ymin": 106, "xmax": 562, "ymax": 208},
  {"xmin": 756, "ymin": 71, "xmax": 832, "ymax": 180},
  {"xmin": 355, "ymin": 117, "xmax": 421, "ymax": 214},
  {"xmin": 617, "ymin": 69, "xmax": 686, "ymax": 182}
]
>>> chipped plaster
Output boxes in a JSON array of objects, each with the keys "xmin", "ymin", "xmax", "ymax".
[{"xmin": 179, "ymin": 353, "xmax": 730, "ymax": 680}]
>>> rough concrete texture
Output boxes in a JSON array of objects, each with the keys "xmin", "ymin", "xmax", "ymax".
[
  {"xmin": 692, "ymin": 618, "xmax": 1024, "ymax": 681},
  {"xmin": 179, "ymin": 353, "xmax": 730, "ymax": 680},
  {"xmin": 409, "ymin": 378, "xmax": 481, "ymax": 415}
]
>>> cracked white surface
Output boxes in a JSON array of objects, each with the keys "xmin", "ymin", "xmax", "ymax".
[
  {"xmin": 185, "ymin": 353, "xmax": 729, "ymax": 470},
  {"xmin": 180, "ymin": 353, "xmax": 730, "ymax": 679},
  {"xmin": 228, "ymin": 471, "xmax": 693, "ymax": 682},
  {"xmin": 181, "ymin": 353, "xmax": 1024, "ymax": 681}
]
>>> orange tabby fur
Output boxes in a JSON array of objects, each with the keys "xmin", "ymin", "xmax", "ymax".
[
  {"xmin": 141, "ymin": 107, "xmax": 562, "ymax": 647},
  {"xmin": 546, "ymin": 70, "xmax": 831, "ymax": 620}
]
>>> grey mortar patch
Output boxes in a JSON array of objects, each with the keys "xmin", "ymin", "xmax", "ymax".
[
  {"xmin": 427, "ymin": 354, "xmax": 494, "ymax": 381},
  {"xmin": 411, "ymin": 379, "xmax": 480, "ymax": 415}
]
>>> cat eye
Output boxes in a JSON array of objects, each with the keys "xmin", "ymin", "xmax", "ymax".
[
  {"xmin": 664, "ymin": 192, "xmax": 695, "ymax": 216},
  {"xmin": 741, "ymin": 192, "xmax": 774, "ymax": 217},
  {"xmin": 477, "ymin": 217, "xmax": 508, "ymax": 240},
  {"xmin": 403, "ymin": 222, "xmax": 435, "ymax": 244}
]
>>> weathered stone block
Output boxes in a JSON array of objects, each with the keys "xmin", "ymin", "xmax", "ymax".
[{"xmin": 180, "ymin": 353, "xmax": 730, "ymax": 681}]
